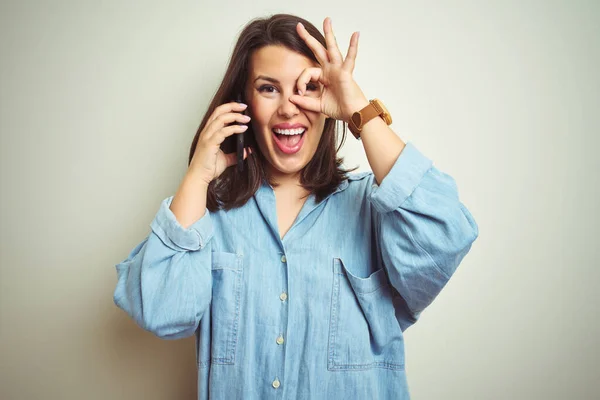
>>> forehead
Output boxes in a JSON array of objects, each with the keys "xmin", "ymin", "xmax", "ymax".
[{"xmin": 248, "ymin": 45, "xmax": 317, "ymax": 81}]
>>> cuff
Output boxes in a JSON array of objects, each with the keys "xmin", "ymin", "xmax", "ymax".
[
  {"xmin": 150, "ymin": 196, "xmax": 214, "ymax": 251},
  {"xmin": 368, "ymin": 142, "xmax": 433, "ymax": 213}
]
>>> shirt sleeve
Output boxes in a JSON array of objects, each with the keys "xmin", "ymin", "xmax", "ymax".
[
  {"xmin": 368, "ymin": 142, "xmax": 479, "ymax": 328},
  {"xmin": 113, "ymin": 196, "xmax": 214, "ymax": 339}
]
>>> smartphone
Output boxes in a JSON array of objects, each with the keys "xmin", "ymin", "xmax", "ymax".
[
  {"xmin": 235, "ymin": 93, "xmax": 245, "ymax": 173},
  {"xmin": 220, "ymin": 93, "xmax": 247, "ymax": 173}
]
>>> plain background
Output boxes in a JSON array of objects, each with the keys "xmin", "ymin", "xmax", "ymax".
[{"xmin": 1, "ymin": 0, "xmax": 598, "ymax": 399}]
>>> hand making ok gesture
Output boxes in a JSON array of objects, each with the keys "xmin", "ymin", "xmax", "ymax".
[{"xmin": 289, "ymin": 17, "xmax": 369, "ymax": 123}]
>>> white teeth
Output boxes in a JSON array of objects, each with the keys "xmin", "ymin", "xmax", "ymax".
[{"xmin": 273, "ymin": 128, "xmax": 306, "ymax": 135}]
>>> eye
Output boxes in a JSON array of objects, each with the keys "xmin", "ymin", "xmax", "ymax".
[
  {"xmin": 306, "ymin": 82, "xmax": 319, "ymax": 91},
  {"xmin": 258, "ymin": 84, "xmax": 278, "ymax": 93}
]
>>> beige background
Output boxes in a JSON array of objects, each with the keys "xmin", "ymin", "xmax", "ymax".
[{"xmin": 1, "ymin": 0, "xmax": 598, "ymax": 399}]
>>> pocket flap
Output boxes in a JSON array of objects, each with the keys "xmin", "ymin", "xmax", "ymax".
[
  {"xmin": 211, "ymin": 251, "xmax": 242, "ymax": 271},
  {"xmin": 333, "ymin": 258, "xmax": 389, "ymax": 295}
]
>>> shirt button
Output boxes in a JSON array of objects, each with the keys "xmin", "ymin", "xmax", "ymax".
[
  {"xmin": 276, "ymin": 335, "xmax": 284, "ymax": 345},
  {"xmin": 279, "ymin": 292, "xmax": 288, "ymax": 301},
  {"xmin": 281, "ymin": 255, "xmax": 287, "ymax": 263},
  {"xmin": 272, "ymin": 379, "xmax": 281, "ymax": 389}
]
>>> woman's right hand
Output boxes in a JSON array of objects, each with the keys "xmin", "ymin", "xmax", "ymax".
[{"xmin": 188, "ymin": 102, "xmax": 252, "ymax": 185}]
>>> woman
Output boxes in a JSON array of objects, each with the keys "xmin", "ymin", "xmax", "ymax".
[{"xmin": 113, "ymin": 14, "xmax": 478, "ymax": 399}]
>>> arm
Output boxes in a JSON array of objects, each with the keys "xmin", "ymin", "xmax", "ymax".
[
  {"xmin": 113, "ymin": 174, "xmax": 214, "ymax": 340},
  {"xmin": 284, "ymin": 17, "xmax": 477, "ymax": 330},
  {"xmin": 342, "ymin": 97, "xmax": 407, "ymax": 187},
  {"xmin": 367, "ymin": 143, "xmax": 479, "ymax": 328}
]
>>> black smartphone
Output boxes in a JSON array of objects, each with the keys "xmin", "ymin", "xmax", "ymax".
[
  {"xmin": 235, "ymin": 93, "xmax": 245, "ymax": 173},
  {"xmin": 221, "ymin": 93, "xmax": 247, "ymax": 173}
]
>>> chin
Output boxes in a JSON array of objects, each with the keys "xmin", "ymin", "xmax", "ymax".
[{"xmin": 269, "ymin": 157, "xmax": 309, "ymax": 177}]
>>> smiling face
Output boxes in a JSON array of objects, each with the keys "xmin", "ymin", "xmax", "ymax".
[{"xmin": 244, "ymin": 45, "xmax": 326, "ymax": 184}]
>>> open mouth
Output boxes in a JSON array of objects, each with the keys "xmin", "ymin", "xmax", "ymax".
[{"xmin": 272, "ymin": 128, "xmax": 306, "ymax": 154}]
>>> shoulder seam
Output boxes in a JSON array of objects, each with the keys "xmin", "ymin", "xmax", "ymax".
[{"xmin": 347, "ymin": 171, "xmax": 372, "ymax": 181}]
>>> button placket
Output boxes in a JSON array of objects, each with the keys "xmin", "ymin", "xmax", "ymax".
[{"xmin": 273, "ymin": 252, "xmax": 287, "ymax": 392}]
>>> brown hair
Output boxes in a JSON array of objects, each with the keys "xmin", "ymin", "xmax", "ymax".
[{"xmin": 188, "ymin": 13, "xmax": 357, "ymax": 211}]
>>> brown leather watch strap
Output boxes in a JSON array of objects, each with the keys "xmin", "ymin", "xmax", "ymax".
[
  {"xmin": 359, "ymin": 102, "xmax": 382, "ymax": 126},
  {"xmin": 350, "ymin": 101, "xmax": 383, "ymax": 139}
]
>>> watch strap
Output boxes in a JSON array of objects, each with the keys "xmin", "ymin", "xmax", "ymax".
[{"xmin": 350, "ymin": 100, "xmax": 385, "ymax": 139}]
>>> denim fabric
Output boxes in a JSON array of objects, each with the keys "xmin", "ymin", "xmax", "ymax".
[{"xmin": 113, "ymin": 142, "xmax": 479, "ymax": 399}]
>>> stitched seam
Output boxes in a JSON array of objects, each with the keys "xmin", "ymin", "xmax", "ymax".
[
  {"xmin": 328, "ymin": 361, "xmax": 405, "ymax": 371},
  {"xmin": 397, "ymin": 166, "xmax": 433, "ymax": 210},
  {"xmin": 208, "ymin": 253, "xmax": 243, "ymax": 366},
  {"xmin": 328, "ymin": 264, "xmax": 340, "ymax": 368},
  {"xmin": 406, "ymin": 227, "xmax": 450, "ymax": 281},
  {"xmin": 330, "ymin": 260, "xmax": 404, "ymax": 371},
  {"xmin": 229, "ymin": 260, "xmax": 242, "ymax": 364},
  {"xmin": 337, "ymin": 275, "xmax": 386, "ymax": 295}
]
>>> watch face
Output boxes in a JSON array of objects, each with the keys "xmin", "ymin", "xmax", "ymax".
[
  {"xmin": 373, "ymin": 99, "xmax": 392, "ymax": 125},
  {"xmin": 382, "ymin": 111, "xmax": 392, "ymax": 125}
]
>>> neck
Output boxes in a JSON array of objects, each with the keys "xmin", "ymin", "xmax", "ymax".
[
  {"xmin": 267, "ymin": 173, "xmax": 310, "ymax": 200},
  {"xmin": 266, "ymin": 166, "xmax": 302, "ymax": 188}
]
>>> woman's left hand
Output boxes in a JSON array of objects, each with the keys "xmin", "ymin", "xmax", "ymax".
[{"xmin": 290, "ymin": 17, "xmax": 369, "ymax": 123}]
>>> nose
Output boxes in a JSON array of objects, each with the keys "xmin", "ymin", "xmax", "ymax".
[{"xmin": 277, "ymin": 96, "xmax": 300, "ymax": 119}]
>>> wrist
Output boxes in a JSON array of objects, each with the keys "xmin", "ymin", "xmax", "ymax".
[
  {"xmin": 186, "ymin": 164, "xmax": 212, "ymax": 187},
  {"xmin": 344, "ymin": 95, "xmax": 369, "ymax": 123}
]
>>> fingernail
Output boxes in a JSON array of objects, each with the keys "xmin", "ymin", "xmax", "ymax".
[
  {"xmin": 239, "ymin": 103, "xmax": 248, "ymax": 108},
  {"xmin": 298, "ymin": 22, "xmax": 304, "ymax": 29},
  {"xmin": 298, "ymin": 90, "xmax": 303, "ymax": 96},
  {"xmin": 243, "ymin": 115, "xmax": 251, "ymax": 120}
]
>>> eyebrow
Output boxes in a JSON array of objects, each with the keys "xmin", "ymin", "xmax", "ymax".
[{"xmin": 253, "ymin": 75, "xmax": 280, "ymax": 84}]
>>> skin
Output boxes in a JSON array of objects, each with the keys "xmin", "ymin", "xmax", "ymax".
[
  {"xmin": 240, "ymin": 18, "xmax": 406, "ymax": 238},
  {"xmin": 244, "ymin": 45, "xmax": 326, "ymax": 187},
  {"xmin": 244, "ymin": 45, "xmax": 326, "ymax": 238},
  {"xmin": 289, "ymin": 18, "xmax": 406, "ymax": 186},
  {"xmin": 170, "ymin": 17, "xmax": 406, "ymax": 234}
]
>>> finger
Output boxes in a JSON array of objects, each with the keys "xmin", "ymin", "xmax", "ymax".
[
  {"xmin": 289, "ymin": 94, "xmax": 321, "ymax": 113},
  {"xmin": 208, "ymin": 102, "xmax": 248, "ymax": 124},
  {"xmin": 206, "ymin": 112, "xmax": 251, "ymax": 135},
  {"xmin": 296, "ymin": 22, "xmax": 329, "ymax": 65},
  {"xmin": 323, "ymin": 17, "xmax": 343, "ymax": 64},
  {"xmin": 212, "ymin": 123, "xmax": 248, "ymax": 144},
  {"xmin": 224, "ymin": 146, "xmax": 252, "ymax": 168},
  {"xmin": 343, "ymin": 31, "xmax": 359, "ymax": 72},
  {"xmin": 296, "ymin": 67, "xmax": 323, "ymax": 96}
]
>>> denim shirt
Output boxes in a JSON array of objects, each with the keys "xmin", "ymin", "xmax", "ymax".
[{"xmin": 113, "ymin": 142, "xmax": 479, "ymax": 399}]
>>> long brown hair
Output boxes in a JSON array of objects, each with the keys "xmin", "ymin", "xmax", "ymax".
[{"xmin": 189, "ymin": 13, "xmax": 357, "ymax": 211}]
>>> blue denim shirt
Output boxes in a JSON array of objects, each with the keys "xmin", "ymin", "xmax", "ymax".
[{"xmin": 113, "ymin": 142, "xmax": 478, "ymax": 399}]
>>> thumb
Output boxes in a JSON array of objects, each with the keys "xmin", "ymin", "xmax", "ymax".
[{"xmin": 289, "ymin": 95, "xmax": 321, "ymax": 113}]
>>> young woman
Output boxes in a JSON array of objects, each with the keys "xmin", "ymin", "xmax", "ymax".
[{"xmin": 113, "ymin": 14, "xmax": 479, "ymax": 399}]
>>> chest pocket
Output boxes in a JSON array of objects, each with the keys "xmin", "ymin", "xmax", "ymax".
[
  {"xmin": 328, "ymin": 258, "xmax": 405, "ymax": 371},
  {"xmin": 198, "ymin": 251, "xmax": 243, "ymax": 367}
]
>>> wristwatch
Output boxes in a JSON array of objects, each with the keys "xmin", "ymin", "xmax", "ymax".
[{"xmin": 348, "ymin": 99, "xmax": 392, "ymax": 139}]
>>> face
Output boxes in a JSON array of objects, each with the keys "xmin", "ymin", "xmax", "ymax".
[{"xmin": 245, "ymin": 45, "xmax": 326, "ymax": 183}]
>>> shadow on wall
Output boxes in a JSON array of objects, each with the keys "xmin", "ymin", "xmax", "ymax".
[{"xmin": 103, "ymin": 300, "xmax": 197, "ymax": 399}]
